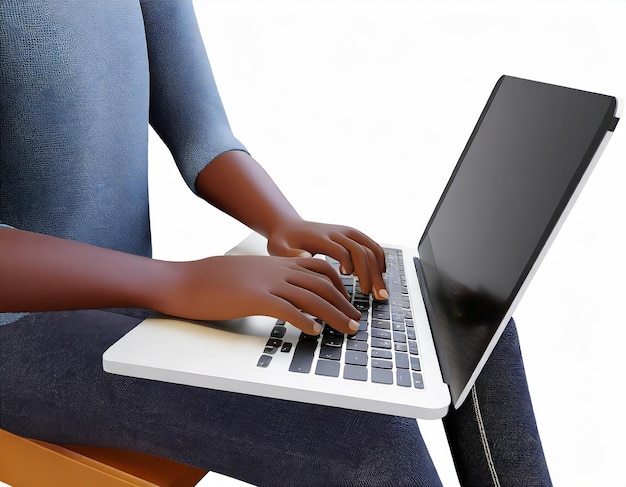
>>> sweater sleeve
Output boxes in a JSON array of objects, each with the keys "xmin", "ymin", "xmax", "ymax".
[{"xmin": 139, "ymin": 0, "xmax": 247, "ymax": 193}]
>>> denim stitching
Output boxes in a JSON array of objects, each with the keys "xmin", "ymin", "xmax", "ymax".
[{"xmin": 472, "ymin": 386, "xmax": 501, "ymax": 487}]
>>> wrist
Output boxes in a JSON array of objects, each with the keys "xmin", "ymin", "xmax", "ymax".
[
  {"xmin": 264, "ymin": 214, "xmax": 305, "ymax": 239},
  {"xmin": 136, "ymin": 259, "xmax": 184, "ymax": 314},
  {"xmin": 196, "ymin": 151, "xmax": 303, "ymax": 238}
]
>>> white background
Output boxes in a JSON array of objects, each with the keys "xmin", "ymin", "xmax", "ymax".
[{"xmin": 148, "ymin": 1, "xmax": 626, "ymax": 485}]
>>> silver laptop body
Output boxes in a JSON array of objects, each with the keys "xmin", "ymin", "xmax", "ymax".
[{"xmin": 104, "ymin": 76, "xmax": 620, "ymax": 419}]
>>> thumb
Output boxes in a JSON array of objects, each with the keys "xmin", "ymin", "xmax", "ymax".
[{"xmin": 267, "ymin": 237, "xmax": 312, "ymax": 258}]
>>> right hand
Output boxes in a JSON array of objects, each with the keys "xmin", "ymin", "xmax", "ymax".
[{"xmin": 157, "ymin": 255, "xmax": 362, "ymax": 335}]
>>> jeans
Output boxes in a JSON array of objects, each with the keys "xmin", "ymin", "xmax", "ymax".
[{"xmin": 0, "ymin": 310, "xmax": 551, "ymax": 486}]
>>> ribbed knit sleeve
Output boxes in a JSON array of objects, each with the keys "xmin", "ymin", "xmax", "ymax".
[{"xmin": 139, "ymin": 0, "xmax": 247, "ymax": 193}]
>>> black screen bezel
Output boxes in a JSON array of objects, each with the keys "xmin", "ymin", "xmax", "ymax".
[{"xmin": 417, "ymin": 75, "xmax": 617, "ymax": 405}]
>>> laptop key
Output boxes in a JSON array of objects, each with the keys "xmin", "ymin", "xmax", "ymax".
[
  {"xmin": 346, "ymin": 340, "xmax": 368, "ymax": 352},
  {"xmin": 371, "ymin": 349, "xmax": 392, "ymax": 359},
  {"xmin": 396, "ymin": 369, "xmax": 411, "ymax": 387},
  {"xmin": 393, "ymin": 331, "xmax": 407, "ymax": 343},
  {"xmin": 412, "ymin": 372, "xmax": 424, "ymax": 389},
  {"xmin": 410, "ymin": 356, "xmax": 422, "ymax": 371},
  {"xmin": 319, "ymin": 345, "xmax": 342, "ymax": 360},
  {"xmin": 271, "ymin": 325, "xmax": 286, "ymax": 338},
  {"xmin": 392, "ymin": 322, "xmax": 406, "ymax": 332},
  {"xmin": 321, "ymin": 335, "xmax": 343, "ymax": 348},
  {"xmin": 315, "ymin": 359, "xmax": 340, "ymax": 377},
  {"xmin": 371, "ymin": 319, "xmax": 391, "ymax": 330},
  {"xmin": 345, "ymin": 350, "xmax": 368, "ymax": 367},
  {"xmin": 392, "ymin": 313, "xmax": 405, "ymax": 323},
  {"xmin": 372, "ymin": 309, "xmax": 390, "ymax": 320},
  {"xmin": 347, "ymin": 330, "xmax": 369, "ymax": 342},
  {"xmin": 394, "ymin": 343, "xmax": 408, "ymax": 352},
  {"xmin": 256, "ymin": 355, "xmax": 273, "ymax": 368},
  {"xmin": 324, "ymin": 326, "xmax": 344, "ymax": 337},
  {"xmin": 371, "ymin": 338, "xmax": 392, "ymax": 349},
  {"xmin": 289, "ymin": 336, "xmax": 318, "ymax": 373},
  {"xmin": 343, "ymin": 364, "xmax": 368, "ymax": 381},
  {"xmin": 371, "ymin": 328, "xmax": 391, "ymax": 340},
  {"xmin": 395, "ymin": 352, "xmax": 410, "ymax": 369},
  {"xmin": 264, "ymin": 338, "xmax": 282, "ymax": 354},
  {"xmin": 371, "ymin": 358, "xmax": 393, "ymax": 369},
  {"xmin": 371, "ymin": 368, "xmax": 393, "ymax": 385},
  {"xmin": 372, "ymin": 301, "xmax": 389, "ymax": 313}
]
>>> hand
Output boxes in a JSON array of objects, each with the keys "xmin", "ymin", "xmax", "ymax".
[
  {"xmin": 194, "ymin": 152, "xmax": 388, "ymax": 300},
  {"xmin": 157, "ymin": 255, "xmax": 362, "ymax": 335},
  {"xmin": 266, "ymin": 219, "xmax": 388, "ymax": 300}
]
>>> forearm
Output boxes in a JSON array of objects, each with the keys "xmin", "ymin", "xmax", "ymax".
[
  {"xmin": 0, "ymin": 228, "xmax": 361, "ymax": 334},
  {"xmin": 196, "ymin": 150, "xmax": 302, "ymax": 237},
  {"xmin": 0, "ymin": 228, "xmax": 170, "ymax": 313},
  {"xmin": 195, "ymin": 151, "xmax": 387, "ymax": 298}
]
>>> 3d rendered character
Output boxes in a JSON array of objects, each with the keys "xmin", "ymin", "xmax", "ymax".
[{"xmin": 0, "ymin": 1, "xmax": 552, "ymax": 485}]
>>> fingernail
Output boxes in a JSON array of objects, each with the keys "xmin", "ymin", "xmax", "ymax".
[
  {"xmin": 348, "ymin": 320, "xmax": 360, "ymax": 332},
  {"xmin": 313, "ymin": 322, "xmax": 323, "ymax": 334},
  {"xmin": 339, "ymin": 265, "xmax": 348, "ymax": 274},
  {"xmin": 377, "ymin": 288, "xmax": 389, "ymax": 300}
]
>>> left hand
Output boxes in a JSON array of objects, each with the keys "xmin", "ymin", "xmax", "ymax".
[{"xmin": 266, "ymin": 219, "xmax": 388, "ymax": 300}]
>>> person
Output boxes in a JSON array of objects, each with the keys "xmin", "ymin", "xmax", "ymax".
[{"xmin": 0, "ymin": 1, "xmax": 552, "ymax": 485}]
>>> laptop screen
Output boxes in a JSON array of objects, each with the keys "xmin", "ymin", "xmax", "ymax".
[{"xmin": 418, "ymin": 75, "xmax": 617, "ymax": 405}]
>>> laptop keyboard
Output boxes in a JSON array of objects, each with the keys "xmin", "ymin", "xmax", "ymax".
[{"xmin": 257, "ymin": 248, "xmax": 424, "ymax": 389}]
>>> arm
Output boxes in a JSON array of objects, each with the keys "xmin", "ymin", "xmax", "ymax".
[
  {"xmin": 0, "ymin": 227, "xmax": 360, "ymax": 335},
  {"xmin": 196, "ymin": 151, "xmax": 389, "ymax": 300},
  {"xmin": 139, "ymin": 0, "xmax": 247, "ymax": 192},
  {"xmin": 140, "ymin": 1, "xmax": 388, "ymax": 298},
  {"xmin": 0, "ymin": 227, "xmax": 165, "ymax": 313}
]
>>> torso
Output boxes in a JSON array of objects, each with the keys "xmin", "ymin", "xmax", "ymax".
[{"xmin": 1, "ymin": 0, "xmax": 152, "ymax": 256}]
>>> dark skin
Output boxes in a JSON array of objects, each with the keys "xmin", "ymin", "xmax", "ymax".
[{"xmin": 0, "ymin": 151, "xmax": 387, "ymax": 335}]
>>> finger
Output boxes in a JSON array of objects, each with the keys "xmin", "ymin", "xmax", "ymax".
[
  {"xmin": 293, "ymin": 257, "xmax": 350, "ymax": 299},
  {"xmin": 331, "ymin": 232, "xmax": 388, "ymax": 299},
  {"xmin": 366, "ymin": 249, "xmax": 389, "ymax": 300},
  {"xmin": 286, "ymin": 266, "xmax": 360, "ymax": 320},
  {"xmin": 320, "ymin": 239, "xmax": 354, "ymax": 275},
  {"xmin": 331, "ymin": 233, "xmax": 374, "ymax": 294},
  {"xmin": 274, "ymin": 284, "xmax": 360, "ymax": 335},
  {"xmin": 264, "ymin": 294, "xmax": 323, "ymax": 335},
  {"xmin": 267, "ymin": 235, "xmax": 313, "ymax": 258},
  {"xmin": 341, "ymin": 227, "xmax": 386, "ymax": 274}
]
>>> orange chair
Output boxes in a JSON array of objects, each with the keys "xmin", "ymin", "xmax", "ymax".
[{"xmin": 0, "ymin": 428, "xmax": 208, "ymax": 487}]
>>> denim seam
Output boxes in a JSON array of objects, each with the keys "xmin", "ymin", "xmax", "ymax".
[{"xmin": 472, "ymin": 386, "xmax": 501, "ymax": 487}]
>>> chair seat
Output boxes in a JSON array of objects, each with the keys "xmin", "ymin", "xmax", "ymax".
[{"xmin": 0, "ymin": 428, "xmax": 208, "ymax": 487}]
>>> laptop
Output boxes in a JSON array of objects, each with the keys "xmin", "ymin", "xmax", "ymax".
[{"xmin": 103, "ymin": 75, "xmax": 620, "ymax": 419}]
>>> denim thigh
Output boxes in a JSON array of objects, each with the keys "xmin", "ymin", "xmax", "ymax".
[
  {"xmin": 0, "ymin": 309, "xmax": 440, "ymax": 487},
  {"xmin": 443, "ymin": 319, "xmax": 552, "ymax": 487}
]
